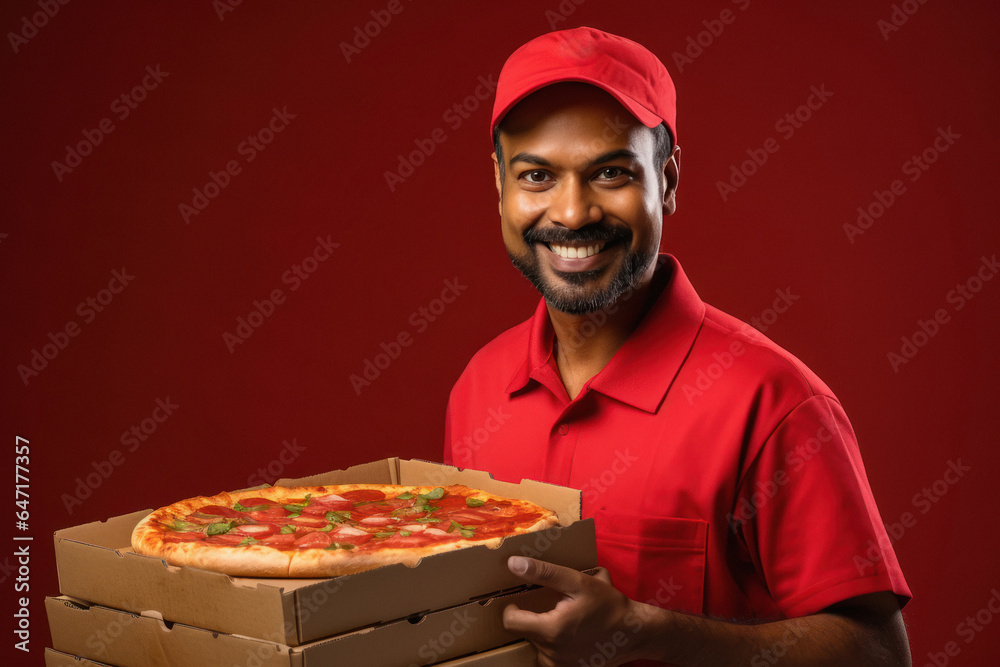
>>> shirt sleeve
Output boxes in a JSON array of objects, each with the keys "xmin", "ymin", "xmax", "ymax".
[{"xmin": 735, "ymin": 394, "xmax": 911, "ymax": 617}]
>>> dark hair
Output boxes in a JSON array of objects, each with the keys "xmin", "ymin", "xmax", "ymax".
[{"xmin": 493, "ymin": 121, "xmax": 673, "ymax": 188}]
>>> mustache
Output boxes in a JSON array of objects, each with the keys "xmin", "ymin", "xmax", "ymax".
[{"xmin": 523, "ymin": 224, "xmax": 630, "ymax": 245}]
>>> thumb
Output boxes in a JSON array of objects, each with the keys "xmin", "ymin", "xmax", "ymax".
[{"xmin": 507, "ymin": 556, "xmax": 585, "ymax": 595}]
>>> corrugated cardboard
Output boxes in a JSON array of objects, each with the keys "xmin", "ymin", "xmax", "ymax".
[
  {"xmin": 44, "ymin": 648, "xmax": 115, "ymax": 666},
  {"xmin": 46, "ymin": 589, "xmax": 556, "ymax": 667},
  {"xmin": 54, "ymin": 458, "xmax": 597, "ymax": 645}
]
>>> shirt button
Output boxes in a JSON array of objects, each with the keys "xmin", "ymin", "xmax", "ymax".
[{"xmin": 557, "ymin": 424, "xmax": 569, "ymax": 435}]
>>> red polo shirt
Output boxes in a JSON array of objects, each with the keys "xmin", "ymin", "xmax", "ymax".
[{"xmin": 445, "ymin": 254, "xmax": 910, "ymax": 621}]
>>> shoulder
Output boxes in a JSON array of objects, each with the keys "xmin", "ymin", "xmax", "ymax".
[{"xmin": 695, "ymin": 303, "xmax": 837, "ymax": 402}]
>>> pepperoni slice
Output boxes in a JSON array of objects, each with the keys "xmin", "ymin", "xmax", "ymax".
[
  {"xmin": 261, "ymin": 533, "xmax": 298, "ymax": 547},
  {"xmin": 294, "ymin": 532, "xmax": 333, "ymax": 549},
  {"xmin": 205, "ymin": 533, "xmax": 246, "ymax": 546},
  {"xmin": 341, "ymin": 489, "xmax": 386, "ymax": 502},
  {"xmin": 234, "ymin": 524, "xmax": 279, "ymax": 539},
  {"xmin": 198, "ymin": 505, "xmax": 246, "ymax": 518},
  {"xmin": 359, "ymin": 517, "xmax": 394, "ymax": 527},
  {"xmin": 163, "ymin": 531, "xmax": 207, "ymax": 543},
  {"xmin": 328, "ymin": 532, "xmax": 372, "ymax": 546},
  {"xmin": 290, "ymin": 516, "xmax": 329, "ymax": 528},
  {"xmin": 250, "ymin": 507, "xmax": 292, "ymax": 522},
  {"xmin": 311, "ymin": 499, "xmax": 353, "ymax": 511}
]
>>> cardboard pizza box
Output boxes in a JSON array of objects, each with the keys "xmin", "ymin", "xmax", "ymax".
[
  {"xmin": 54, "ymin": 458, "xmax": 597, "ymax": 646},
  {"xmin": 44, "ymin": 648, "xmax": 118, "ymax": 666},
  {"xmin": 45, "ymin": 588, "xmax": 555, "ymax": 667}
]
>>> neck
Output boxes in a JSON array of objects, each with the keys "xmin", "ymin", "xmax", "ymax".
[{"xmin": 547, "ymin": 260, "xmax": 664, "ymax": 399}]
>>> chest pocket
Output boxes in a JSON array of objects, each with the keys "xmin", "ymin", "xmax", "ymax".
[{"xmin": 594, "ymin": 510, "xmax": 708, "ymax": 615}]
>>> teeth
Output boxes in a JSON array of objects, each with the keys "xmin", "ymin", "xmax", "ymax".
[{"xmin": 549, "ymin": 242, "xmax": 606, "ymax": 259}]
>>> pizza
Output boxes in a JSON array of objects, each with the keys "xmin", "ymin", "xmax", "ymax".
[{"xmin": 131, "ymin": 483, "xmax": 559, "ymax": 577}]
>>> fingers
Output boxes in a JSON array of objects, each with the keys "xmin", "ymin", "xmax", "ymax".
[
  {"xmin": 508, "ymin": 556, "xmax": 585, "ymax": 595},
  {"xmin": 502, "ymin": 603, "xmax": 540, "ymax": 636}
]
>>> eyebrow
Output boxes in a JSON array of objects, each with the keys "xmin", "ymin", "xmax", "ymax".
[{"xmin": 508, "ymin": 149, "xmax": 640, "ymax": 168}]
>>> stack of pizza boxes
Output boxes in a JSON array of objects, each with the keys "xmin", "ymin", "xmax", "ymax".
[{"xmin": 45, "ymin": 458, "xmax": 598, "ymax": 666}]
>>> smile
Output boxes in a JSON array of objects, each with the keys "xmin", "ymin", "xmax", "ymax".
[{"xmin": 546, "ymin": 242, "xmax": 607, "ymax": 259}]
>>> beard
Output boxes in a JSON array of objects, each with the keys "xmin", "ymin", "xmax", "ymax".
[{"xmin": 507, "ymin": 224, "xmax": 656, "ymax": 315}]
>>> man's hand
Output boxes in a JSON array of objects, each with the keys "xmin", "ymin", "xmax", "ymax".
[
  {"xmin": 502, "ymin": 556, "xmax": 911, "ymax": 666},
  {"xmin": 502, "ymin": 556, "xmax": 645, "ymax": 666}
]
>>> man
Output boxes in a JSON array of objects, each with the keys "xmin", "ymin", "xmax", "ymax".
[{"xmin": 444, "ymin": 27, "xmax": 911, "ymax": 666}]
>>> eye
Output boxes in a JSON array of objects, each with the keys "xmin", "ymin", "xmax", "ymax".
[
  {"xmin": 524, "ymin": 170, "xmax": 550, "ymax": 183},
  {"xmin": 596, "ymin": 167, "xmax": 625, "ymax": 180}
]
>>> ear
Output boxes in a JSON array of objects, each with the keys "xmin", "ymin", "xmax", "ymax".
[
  {"xmin": 492, "ymin": 152, "xmax": 503, "ymax": 216},
  {"xmin": 662, "ymin": 145, "xmax": 681, "ymax": 216}
]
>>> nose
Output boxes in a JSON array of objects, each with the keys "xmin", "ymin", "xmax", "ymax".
[{"xmin": 548, "ymin": 178, "xmax": 602, "ymax": 229}]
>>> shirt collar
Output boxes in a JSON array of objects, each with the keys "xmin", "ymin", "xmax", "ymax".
[{"xmin": 505, "ymin": 254, "xmax": 706, "ymax": 413}]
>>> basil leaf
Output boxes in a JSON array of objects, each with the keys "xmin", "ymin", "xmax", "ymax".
[
  {"xmin": 415, "ymin": 517, "xmax": 441, "ymax": 523},
  {"xmin": 396, "ymin": 492, "xmax": 413, "ymax": 500},
  {"xmin": 423, "ymin": 505, "xmax": 440, "ymax": 513},
  {"xmin": 466, "ymin": 497, "xmax": 485, "ymax": 507},
  {"xmin": 447, "ymin": 520, "xmax": 461, "ymax": 533},
  {"xmin": 287, "ymin": 512, "xmax": 302, "ymax": 519},
  {"xmin": 325, "ymin": 510, "xmax": 351, "ymax": 522},
  {"xmin": 280, "ymin": 525, "xmax": 296, "ymax": 534},
  {"xmin": 283, "ymin": 504, "xmax": 304, "ymax": 513},
  {"xmin": 232, "ymin": 502, "xmax": 248, "ymax": 512},
  {"xmin": 459, "ymin": 529, "xmax": 475, "ymax": 538},
  {"xmin": 420, "ymin": 487, "xmax": 445, "ymax": 501},
  {"xmin": 399, "ymin": 530, "xmax": 412, "ymax": 537},
  {"xmin": 391, "ymin": 506, "xmax": 423, "ymax": 517},
  {"xmin": 206, "ymin": 521, "xmax": 234, "ymax": 536},
  {"xmin": 325, "ymin": 542, "xmax": 355, "ymax": 551},
  {"xmin": 374, "ymin": 531, "xmax": 394, "ymax": 538},
  {"xmin": 169, "ymin": 520, "xmax": 201, "ymax": 532},
  {"xmin": 237, "ymin": 536, "xmax": 259, "ymax": 547},
  {"xmin": 318, "ymin": 523, "xmax": 335, "ymax": 533}
]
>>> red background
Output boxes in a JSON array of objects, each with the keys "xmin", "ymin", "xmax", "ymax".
[{"xmin": 3, "ymin": 1, "xmax": 998, "ymax": 664}]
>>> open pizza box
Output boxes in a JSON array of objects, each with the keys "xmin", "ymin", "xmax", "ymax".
[
  {"xmin": 53, "ymin": 458, "xmax": 597, "ymax": 646},
  {"xmin": 46, "ymin": 587, "xmax": 553, "ymax": 667}
]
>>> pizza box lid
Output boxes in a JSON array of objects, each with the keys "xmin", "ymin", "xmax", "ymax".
[
  {"xmin": 45, "ymin": 585, "xmax": 560, "ymax": 667},
  {"xmin": 54, "ymin": 457, "xmax": 597, "ymax": 645}
]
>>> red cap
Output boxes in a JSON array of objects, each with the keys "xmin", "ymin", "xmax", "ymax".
[{"xmin": 491, "ymin": 26, "xmax": 676, "ymax": 143}]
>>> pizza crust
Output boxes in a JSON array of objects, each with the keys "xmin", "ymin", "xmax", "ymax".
[{"xmin": 131, "ymin": 484, "xmax": 559, "ymax": 578}]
